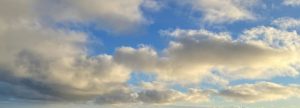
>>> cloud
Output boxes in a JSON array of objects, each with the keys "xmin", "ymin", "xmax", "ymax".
[
  {"xmin": 0, "ymin": 3, "xmax": 213, "ymax": 103},
  {"xmin": 135, "ymin": 82, "xmax": 212, "ymax": 104},
  {"xmin": 272, "ymin": 17, "xmax": 300, "ymax": 30},
  {"xmin": 0, "ymin": 19, "xmax": 131, "ymax": 101},
  {"xmin": 95, "ymin": 89, "xmax": 138, "ymax": 104},
  {"xmin": 141, "ymin": 0, "xmax": 163, "ymax": 12},
  {"xmin": 34, "ymin": 79, "xmax": 299, "ymax": 105},
  {"xmin": 0, "ymin": 13, "xmax": 214, "ymax": 104},
  {"xmin": 0, "ymin": 0, "xmax": 36, "ymax": 22},
  {"xmin": 165, "ymin": 27, "xmax": 300, "ymax": 80},
  {"xmin": 180, "ymin": 0, "xmax": 260, "ymax": 24},
  {"xmin": 0, "ymin": 0, "xmax": 155, "ymax": 33},
  {"xmin": 283, "ymin": 0, "xmax": 300, "ymax": 6},
  {"xmin": 116, "ymin": 27, "xmax": 299, "ymax": 84},
  {"xmin": 0, "ymin": 81, "xmax": 56, "ymax": 101},
  {"xmin": 135, "ymin": 82, "xmax": 213, "ymax": 104},
  {"xmin": 94, "ymin": 81, "xmax": 213, "ymax": 104},
  {"xmin": 1, "ymin": 0, "xmax": 300, "ymax": 106},
  {"xmin": 36, "ymin": 0, "xmax": 152, "ymax": 33},
  {"xmin": 115, "ymin": 45, "xmax": 159, "ymax": 72},
  {"xmin": 219, "ymin": 82, "xmax": 300, "ymax": 103}
]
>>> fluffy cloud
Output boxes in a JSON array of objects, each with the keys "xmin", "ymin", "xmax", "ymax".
[
  {"xmin": 0, "ymin": 20, "xmax": 213, "ymax": 104},
  {"xmin": 0, "ymin": 0, "xmax": 154, "ymax": 33},
  {"xmin": 219, "ymin": 82, "xmax": 300, "ymax": 103},
  {"xmin": 0, "ymin": 19, "xmax": 131, "ymax": 101},
  {"xmin": 272, "ymin": 17, "xmax": 300, "ymax": 30},
  {"xmin": 94, "ymin": 81, "xmax": 213, "ymax": 104},
  {"xmin": 0, "ymin": 1, "xmax": 212, "ymax": 103},
  {"xmin": 166, "ymin": 27, "xmax": 300, "ymax": 80},
  {"xmin": 139, "ymin": 82, "xmax": 214, "ymax": 104},
  {"xmin": 116, "ymin": 27, "xmax": 300, "ymax": 83},
  {"xmin": 37, "ymin": 0, "xmax": 148, "ymax": 32},
  {"xmin": 136, "ymin": 81, "xmax": 213, "ymax": 104},
  {"xmin": 283, "ymin": 0, "xmax": 300, "ymax": 6},
  {"xmin": 180, "ymin": 0, "xmax": 259, "ymax": 24},
  {"xmin": 1, "ymin": 0, "xmax": 300, "ymax": 106},
  {"xmin": 115, "ymin": 45, "xmax": 159, "ymax": 72}
]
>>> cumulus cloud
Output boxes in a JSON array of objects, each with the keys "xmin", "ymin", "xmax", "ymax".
[
  {"xmin": 115, "ymin": 45, "xmax": 159, "ymax": 72},
  {"xmin": 0, "ymin": 1, "xmax": 212, "ymax": 103},
  {"xmin": 167, "ymin": 27, "xmax": 300, "ymax": 80},
  {"xmin": 1, "ymin": 0, "xmax": 300, "ymax": 106},
  {"xmin": 36, "ymin": 0, "xmax": 156, "ymax": 32},
  {"xmin": 94, "ymin": 81, "xmax": 213, "ymax": 104},
  {"xmin": 116, "ymin": 27, "xmax": 299, "ymax": 83},
  {"xmin": 136, "ymin": 82, "xmax": 213, "ymax": 104},
  {"xmin": 283, "ymin": 0, "xmax": 300, "ymax": 6},
  {"xmin": 0, "ymin": 0, "xmax": 155, "ymax": 33},
  {"xmin": 219, "ymin": 82, "xmax": 300, "ymax": 103},
  {"xmin": 272, "ymin": 17, "xmax": 300, "ymax": 30},
  {"xmin": 180, "ymin": 0, "xmax": 259, "ymax": 24},
  {"xmin": 0, "ymin": 19, "xmax": 132, "ymax": 101},
  {"xmin": 2, "ymin": 24, "xmax": 294, "ymax": 103},
  {"xmin": 0, "ymin": 21, "xmax": 213, "ymax": 103}
]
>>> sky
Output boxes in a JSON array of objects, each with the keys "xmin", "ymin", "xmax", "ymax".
[{"xmin": 1, "ymin": 0, "xmax": 300, "ymax": 108}]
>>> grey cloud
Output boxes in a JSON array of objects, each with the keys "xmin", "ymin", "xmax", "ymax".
[
  {"xmin": 94, "ymin": 88, "xmax": 212, "ymax": 105},
  {"xmin": 95, "ymin": 89, "xmax": 138, "ymax": 104},
  {"xmin": 137, "ymin": 89, "xmax": 182, "ymax": 104},
  {"xmin": 0, "ymin": 19, "xmax": 131, "ymax": 102},
  {"xmin": 0, "ymin": 0, "xmax": 153, "ymax": 33},
  {"xmin": 219, "ymin": 82, "xmax": 300, "ymax": 103}
]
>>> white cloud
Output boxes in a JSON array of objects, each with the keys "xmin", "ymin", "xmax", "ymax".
[
  {"xmin": 180, "ymin": 0, "xmax": 259, "ymax": 24},
  {"xmin": 36, "ymin": 0, "xmax": 150, "ymax": 32},
  {"xmin": 0, "ymin": 19, "xmax": 131, "ymax": 101},
  {"xmin": 272, "ymin": 17, "xmax": 300, "ymax": 30},
  {"xmin": 142, "ymin": 0, "xmax": 163, "ymax": 12},
  {"xmin": 115, "ymin": 45, "xmax": 158, "ymax": 72},
  {"xmin": 167, "ymin": 27, "xmax": 300, "ymax": 80},
  {"xmin": 219, "ymin": 82, "xmax": 300, "ymax": 103},
  {"xmin": 116, "ymin": 27, "xmax": 300, "ymax": 84},
  {"xmin": 136, "ymin": 82, "xmax": 213, "ymax": 104},
  {"xmin": 283, "ymin": 0, "xmax": 300, "ymax": 6},
  {"xmin": 1, "ymin": 0, "xmax": 300, "ymax": 105},
  {"xmin": 0, "ymin": 1, "xmax": 213, "ymax": 103},
  {"xmin": 240, "ymin": 26, "xmax": 300, "ymax": 50},
  {"xmin": 0, "ymin": 0, "xmax": 154, "ymax": 33},
  {"xmin": 94, "ymin": 81, "xmax": 213, "ymax": 104}
]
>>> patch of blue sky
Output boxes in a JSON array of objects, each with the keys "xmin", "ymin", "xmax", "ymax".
[{"xmin": 127, "ymin": 72, "xmax": 157, "ymax": 86}]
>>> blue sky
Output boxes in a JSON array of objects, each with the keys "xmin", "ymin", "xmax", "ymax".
[{"xmin": 1, "ymin": 0, "xmax": 300, "ymax": 108}]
